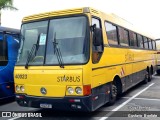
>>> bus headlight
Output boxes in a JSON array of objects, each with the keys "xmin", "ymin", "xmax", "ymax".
[
  {"xmin": 16, "ymin": 85, "xmax": 20, "ymax": 92},
  {"xmin": 20, "ymin": 86, "xmax": 25, "ymax": 92},
  {"xmin": 67, "ymin": 87, "xmax": 74, "ymax": 94},
  {"xmin": 75, "ymin": 87, "xmax": 82, "ymax": 94}
]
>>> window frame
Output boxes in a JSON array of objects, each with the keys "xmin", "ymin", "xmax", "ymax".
[
  {"xmin": 118, "ymin": 27, "xmax": 129, "ymax": 47},
  {"xmin": 143, "ymin": 37, "xmax": 149, "ymax": 49},
  {"xmin": 104, "ymin": 21, "xmax": 119, "ymax": 46},
  {"xmin": 152, "ymin": 40, "xmax": 156, "ymax": 50},
  {"xmin": 148, "ymin": 39, "xmax": 153, "ymax": 50},
  {"xmin": 137, "ymin": 34, "xmax": 144, "ymax": 48},
  {"xmin": 92, "ymin": 16, "xmax": 104, "ymax": 64}
]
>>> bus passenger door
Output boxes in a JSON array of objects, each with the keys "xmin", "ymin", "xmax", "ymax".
[{"xmin": 91, "ymin": 17, "xmax": 106, "ymax": 110}]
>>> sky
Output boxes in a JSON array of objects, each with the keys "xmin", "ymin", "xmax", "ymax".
[{"xmin": 1, "ymin": 0, "xmax": 160, "ymax": 39}]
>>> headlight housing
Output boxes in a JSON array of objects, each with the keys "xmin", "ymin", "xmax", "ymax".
[
  {"xmin": 75, "ymin": 87, "xmax": 82, "ymax": 94},
  {"xmin": 20, "ymin": 86, "xmax": 25, "ymax": 92},
  {"xmin": 66, "ymin": 86, "xmax": 87, "ymax": 96},
  {"xmin": 67, "ymin": 87, "xmax": 74, "ymax": 94},
  {"xmin": 16, "ymin": 85, "xmax": 20, "ymax": 92}
]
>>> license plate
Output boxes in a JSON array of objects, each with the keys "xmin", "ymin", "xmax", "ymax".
[{"xmin": 40, "ymin": 103, "xmax": 52, "ymax": 108}]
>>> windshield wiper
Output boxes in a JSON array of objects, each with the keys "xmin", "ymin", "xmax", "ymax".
[
  {"xmin": 25, "ymin": 34, "xmax": 40, "ymax": 69},
  {"xmin": 53, "ymin": 33, "xmax": 64, "ymax": 68},
  {"xmin": 25, "ymin": 44, "xmax": 37, "ymax": 69}
]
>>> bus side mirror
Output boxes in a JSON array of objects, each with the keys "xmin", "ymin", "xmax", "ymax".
[{"xmin": 93, "ymin": 28, "xmax": 103, "ymax": 46}]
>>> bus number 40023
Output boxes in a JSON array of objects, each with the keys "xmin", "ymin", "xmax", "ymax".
[{"xmin": 15, "ymin": 74, "xmax": 27, "ymax": 79}]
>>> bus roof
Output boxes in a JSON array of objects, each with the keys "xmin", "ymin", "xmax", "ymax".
[
  {"xmin": 22, "ymin": 7, "xmax": 155, "ymax": 40},
  {"xmin": 22, "ymin": 7, "xmax": 84, "ymax": 22},
  {"xmin": 0, "ymin": 26, "xmax": 20, "ymax": 34}
]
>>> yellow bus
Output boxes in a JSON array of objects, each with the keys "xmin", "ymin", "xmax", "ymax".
[{"xmin": 14, "ymin": 7, "xmax": 157, "ymax": 112}]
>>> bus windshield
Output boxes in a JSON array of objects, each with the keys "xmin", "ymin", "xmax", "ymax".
[{"xmin": 17, "ymin": 16, "xmax": 89, "ymax": 66}]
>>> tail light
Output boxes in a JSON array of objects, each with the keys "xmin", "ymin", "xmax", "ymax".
[{"xmin": 83, "ymin": 85, "xmax": 91, "ymax": 95}]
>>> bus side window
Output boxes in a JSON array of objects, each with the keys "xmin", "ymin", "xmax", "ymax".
[
  {"xmin": 137, "ymin": 34, "xmax": 144, "ymax": 48},
  {"xmin": 0, "ymin": 33, "xmax": 8, "ymax": 66},
  {"xmin": 92, "ymin": 17, "xmax": 103, "ymax": 64},
  {"xmin": 152, "ymin": 40, "xmax": 156, "ymax": 50},
  {"xmin": 118, "ymin": 27, "xmax": 129, "ymax": 46},
  {"xmin": 148, "ymin": 39, "xmax": 153, "ymax": 49},
  {"xmin": 105, "ymin": 22, "xmax": 118, "ymax": 45},
  {"xmin": 143, "ymin": 37, "xmax": 149, "ymax": 49},
  {"xmin": 129, "ymin": 31, "xmax": 137, "ymax": 47}
]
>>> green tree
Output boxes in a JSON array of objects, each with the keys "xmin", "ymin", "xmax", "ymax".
[{"xmin": 0, "ymin": 0, "xmax": 18, "ymax": 25}]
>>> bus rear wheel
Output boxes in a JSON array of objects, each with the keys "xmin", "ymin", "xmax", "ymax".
[
  {"xmin": 108, "ymin": 83, "xmax": 117, "ymax": 105},
  {"xmin": 143, "ymin": 71, "xmax": 148, "ymax": 84},
  {"xmin": 148, "ymin": 69, "xmax": 152, "ymax": 82}
]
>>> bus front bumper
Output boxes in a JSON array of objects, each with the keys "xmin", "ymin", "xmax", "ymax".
[{"xmin": 15, "ymin": 94, "xmax": 92, "ymax": 111}]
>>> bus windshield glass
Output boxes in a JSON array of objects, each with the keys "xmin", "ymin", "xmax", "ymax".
[{"xmin": 17, "ymin": 16, "xmax": 89, "ymax": 66}]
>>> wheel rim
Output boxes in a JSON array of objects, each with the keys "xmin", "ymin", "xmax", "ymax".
[{"xmin": 112, "ymin": 85, "xmax": 117, "ymax": 98}]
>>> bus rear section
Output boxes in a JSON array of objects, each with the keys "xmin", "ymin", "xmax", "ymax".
[{"xmin": 0, "ymin": 27, "xmax": 20, "ymax": 99}]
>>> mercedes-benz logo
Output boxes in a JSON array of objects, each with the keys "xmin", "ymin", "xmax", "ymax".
[{"xmin": 40, "ymin": 87, "xmax": 47, "ymax": 95}]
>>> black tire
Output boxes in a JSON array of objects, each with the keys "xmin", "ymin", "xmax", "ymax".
[
  {"xmin": 157, "ymin": 69, "xmax": 160, "ymax": 74},
  {"xmin": 108, "ymin": 84, "xmax": 117, "ymax": 105},
  {"xmin": 148, "ymin": 69, "xmax": 152, "ymax": 82},
  {"xmin": 143, "ymin": 71, "xmax": 148, "ymax": 84}
]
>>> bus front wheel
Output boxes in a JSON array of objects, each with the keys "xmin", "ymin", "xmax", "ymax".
[{"xmin": 108, "ymin": 83, "xmax": 117, "ymax": 105}]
